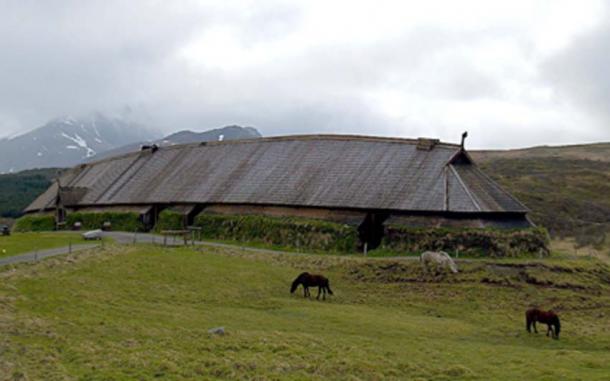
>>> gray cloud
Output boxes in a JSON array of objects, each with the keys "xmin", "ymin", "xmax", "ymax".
[
  {"xmin": 0, "ymin": 1, "xmax": 608, "ymax": 148},
  {"xmin": 543, "ymin": 15, "xmax": 610, "ymax": 134}
]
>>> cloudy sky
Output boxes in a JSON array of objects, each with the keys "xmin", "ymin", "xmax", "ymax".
[{"xmin": 1, "ymin": 0, "xmax": 609, "ymax": 148}]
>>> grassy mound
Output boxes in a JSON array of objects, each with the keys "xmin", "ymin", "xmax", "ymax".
[
  {"xmin": 1, "ymin": 245, "xmax": 609, "ymax": 380},
  {"xmin": 12, "ymin": 214, "xmax": 56, "ymax": 232},
  {"xmin": 380, "ymin": 226, "xmax": 550, "ymax": 257},
  {"xmin": 155, "ymin": 209, "xmax": 185, "ymax": 232},
  {"xmin": 65, "ymin": 212, "xmax": 145, "ymax": 232},
  {"xmin": 194, "ymin": 213, "xmax": 359, "ymax": 253}
]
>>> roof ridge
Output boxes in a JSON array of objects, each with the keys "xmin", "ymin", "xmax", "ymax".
[{"xmin": 83, "ymin": 134, "xmax": 462, "ymax": 166}]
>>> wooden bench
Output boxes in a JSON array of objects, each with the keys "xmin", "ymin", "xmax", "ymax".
[{"xmin": 187, "ymin": 226, "xmax": 203, "ymax": 242}]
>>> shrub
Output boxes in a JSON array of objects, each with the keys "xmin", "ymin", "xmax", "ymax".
[
  {"xmin": 380, "ymin": 225, "xmax": 550, "ymax": 258},
  {"xmin": 194, "ymin": 213, "xmax": 359, "ymax": 253},
  {"xmin": 155, "ymin": 210, "xmax": 185, "ymax": 232},
  {"xmin": 65, "ymin": 212, "xmax": 145, "ymax": 232},
  {"xmin": 12, "ymin": 214, "xmax": 56, "ymax": 232}
]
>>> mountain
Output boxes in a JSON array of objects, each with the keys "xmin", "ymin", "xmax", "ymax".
[
  {"xmin": 0, "ymin": 113, "xmax": 156, "ymax": 173},
  {"xmin": 0, "ymin": 113, "xmax": 262, "ymax": 172},
  {"xmin": 0, "ymin": 125, "xmax": 261, "ymax": 219},
  {"xmin": 90, "ymin": 125, "xmax": 262, "ymax": 161}
]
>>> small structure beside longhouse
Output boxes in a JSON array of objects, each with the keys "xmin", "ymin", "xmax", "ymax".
[{"xmin": 21, "ymin": 134, "xmax": 548, "ymax": 256}]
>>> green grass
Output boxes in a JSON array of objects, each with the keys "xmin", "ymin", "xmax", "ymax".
[
  {"xmin": 1, "ymin": 244, "xmax": 609, "ymax": 380},
  {"xmin": 0, "ymin": 231, "xmax": 87, "ymax": 258}
]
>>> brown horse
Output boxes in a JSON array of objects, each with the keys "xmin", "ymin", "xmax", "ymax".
[
  {"xmin": 290, "ymin": 272, "xmax": 333, "ymax": 300},
  {"xmin": 526, "ymin": 308, "xmax": 561, "ymax": 339}
]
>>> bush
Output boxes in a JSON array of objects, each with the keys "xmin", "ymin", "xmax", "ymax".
[
  {"xmin": 12, "ymin": 214, "xmax": 56, "ymax": 232},
  {"xmin": 65, "ymin": 212, "xmax": 145, "ymax": 232},
  {"xmin": 194, "ymin": 213, "xmax": 359, "ymax": 253},
  {"xmin": 380, "ymin": 225, "xmax": 550, "ymax": 258},
  {"xmin": 155, "ymin": 210, "xmax": 185, "ymax": 232}
]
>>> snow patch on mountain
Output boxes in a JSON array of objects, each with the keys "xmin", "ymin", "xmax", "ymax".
[{"xmin": 61, "ymin": 132, "xmax": 96, "ymax": 158}]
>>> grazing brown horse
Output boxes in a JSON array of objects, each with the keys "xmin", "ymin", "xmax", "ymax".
[
  {"xmin": 526, "ymin": 308, "xmax": 561, "ymax": 339},
  {"xmin": 290, "ymin": 272, "xmax": 333, "ymax": 300}
]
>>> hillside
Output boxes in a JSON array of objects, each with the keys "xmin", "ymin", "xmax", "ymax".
[
  {"xmin": 473, "ymin": 142, "xmax": 610, "ymax": 163},
  {"xmin": 1, "ymin": 244, "xmax": 609, "ymax": 380},
  {"xmin": 0, "ymin": 168, "xmax": 60, "ymax": 218},
  {"xmin": 473, "ymin": 143, "xmax": 610, "ymax": 247}
]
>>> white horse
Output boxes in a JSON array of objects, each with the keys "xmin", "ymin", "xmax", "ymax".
[{"xmin": 420, "ymin": 251, "xmax": 458, "ymax": 274}]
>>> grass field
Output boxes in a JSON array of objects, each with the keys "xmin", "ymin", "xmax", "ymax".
[
  {"xmin": 1, "ymin": 244, "xmax": 610, "ymax": 380},
  {"xmin": 0, "ymin": 232, "xmax": 89, "ymax": 258}
]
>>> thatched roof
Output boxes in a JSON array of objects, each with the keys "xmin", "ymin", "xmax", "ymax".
[{"xmin": 25, "ymin": 134, "xmax": 527, "ymax": 214}]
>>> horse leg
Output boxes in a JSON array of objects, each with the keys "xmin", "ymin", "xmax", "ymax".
[
  {"xmin": 547, "ymin": 324, "xmax": 552, "ymax": 337},
  {"xmin": 533, "ymin": 321, "xmax": 538, "ymax": 334},
  {"xmin": 317, "ymin": 286, "xmax": 321, "ymax": 300},
  {"xmin": 303, "ymin": 286, "xmax": 308, "ymax": 298},
  {"xmin": 322, "ymin": 286, "xmax": 326, "ymax": 301}
]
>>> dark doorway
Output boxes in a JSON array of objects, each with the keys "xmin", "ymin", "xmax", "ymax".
[
  {"xmin": 358, "ymin": 213, "xmax": 388, "ymax": 252},
  {"xmin": 186, "ymin": 205, "xmax": 205, "ymax": 226},
  {"xmin": 56, "ymin": 208, "xmax": 66, "ymax": 224}
]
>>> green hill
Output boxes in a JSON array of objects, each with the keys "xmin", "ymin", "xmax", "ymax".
[
  {"xmin": 0, "ymin": 168, "xmax": 59, "ymax": 218},
  {"xmin": 473, "ymin": 143, "xmax": 610, "ymax": 249}
]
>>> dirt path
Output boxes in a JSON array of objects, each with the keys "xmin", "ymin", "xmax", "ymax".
[{"xmin": 0, "ymin": 244, "xmax": 100, "ymax": 266}]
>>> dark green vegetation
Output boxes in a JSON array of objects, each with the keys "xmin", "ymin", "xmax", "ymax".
[
  {"xmin": 65, "ymin": 211, "xmax": 145, "ymax": 232},
  {"xmin": 380, "ymin": 226, "xmax": 550, "ymax": 257},
  {"xmin": 13, "ymin": 212, "xmax": 145, "ymax": 233},
  {"xmin": 477, "ymin": 157, "xmax": 610, "ymax": 248},
  {"xmin": 155, "ymin": 209, "xmax": 186, "ymax": 232},
  {"xmin": 1, "ymin": 244, "xmax": 609, "ymax": 380},
  {"xmin": 195, "ymin": 214, "xmax": 359, "ymax": 253},
  {"xmin": 12, "ymin": 214, "xmax": 56, "ymax": 232},
  {"xmin": 0, "ymin": 168, "xmax": 59, "ymax": 218}
]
